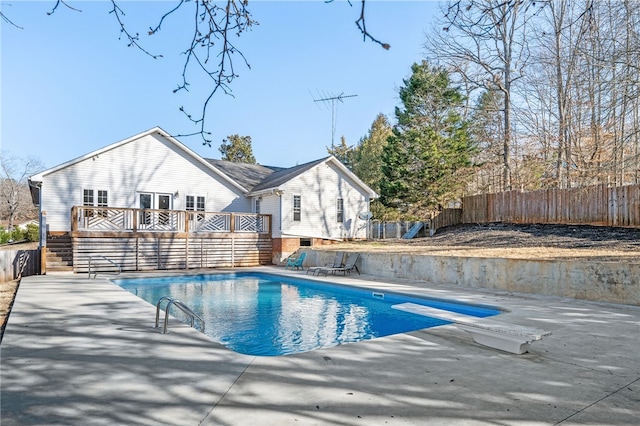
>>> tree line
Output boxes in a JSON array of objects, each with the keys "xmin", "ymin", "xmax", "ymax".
[
  {"xmin": 330, "ymin": 0, "xmax": 640, "ymax": 219},
  {"xmin": 6, "ymin": 1, "xmax": 639, "ymax": 223}
]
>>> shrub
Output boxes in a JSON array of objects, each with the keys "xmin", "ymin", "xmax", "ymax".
[{"xmin": 25, "ymin": 223, "xmax": 39, "ymax": 242}]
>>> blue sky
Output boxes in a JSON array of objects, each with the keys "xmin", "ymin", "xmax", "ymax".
[{"xmin": 2, "ymin": 1, "xmax": 439, "ymax": 170}]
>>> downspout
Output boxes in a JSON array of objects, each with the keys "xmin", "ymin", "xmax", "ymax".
[
  {"xmin": 36, "ymin": 182, "xmax": 44, "ymax": 250},
  {"xmin": 36, "ymin": 182, "xmax": 47, "ymax": 275},
  {"xmin": 276, "ymin": 190, "xmax": 283, "ymax": 234}
]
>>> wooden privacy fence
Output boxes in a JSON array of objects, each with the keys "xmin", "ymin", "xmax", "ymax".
[
  {"xmin": 428, "ymin": 208, "xmax": 462, "ymax": 234},
  {"xmin": 0, "ymin": 249, "xmax": 40, "ymax": 283},
  {"xmin": 461, "ymin": 183, "xmax": 640, "ymax": 227}
]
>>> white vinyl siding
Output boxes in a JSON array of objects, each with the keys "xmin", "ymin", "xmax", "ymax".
[
  {"xmin": 258, "ymin": 194, "xmax": 281, "ymax": 236},
  {"xmin": 280, "ymin": 161, "xmax": 370, "ymax": 240},
  {"xmin": 39, "ymin": 133, "xmax": 247, "ymax": 231}
]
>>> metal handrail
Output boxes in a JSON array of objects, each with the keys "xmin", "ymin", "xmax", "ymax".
[
  {"xmin": 155, "ymin": 296, "xmax": 205, "ymax": 334},
  {"xmin": 88, "ymin": 256, "xmax": 122, "ymax": 278}
]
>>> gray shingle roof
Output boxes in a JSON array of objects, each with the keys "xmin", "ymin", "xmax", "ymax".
[
  {"xmin": 205, "ymin": 157, "xmax": 330, "ymax": 192},
  {"xmin": 204, "ymin": 159, "xmax": 283, "ymax": 191}
]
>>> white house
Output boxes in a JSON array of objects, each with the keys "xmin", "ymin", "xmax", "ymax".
[{"xmin": 29, "ymin": 127, "xmax": 377, "ymax": 264}]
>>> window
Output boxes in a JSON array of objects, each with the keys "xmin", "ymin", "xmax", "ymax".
[
  {"xmin": 293, "ymin": 195, "xmax": 301, "ymax": 221},
  {"xmin": 97, "ymin": 190, "xmax": 108, "ymax": 207},
  {"xmin": 255, "ymin": 198, "xmax": 261, "ymax": 214},
  {"xmin": 83, "ymin": 189, "xmax": 94, "ymax": 206},
  {"xmin": 83, "ymin": 189, "xmax": 94, "ymax": 217},
  {"xmin": 83, "ymin": 189, "xmax": 108, "ymax": 217},
  {"xmin": 187, "ymin": 195, "xmax": 205, "ymax": 221},
  {"xmin": 336, "ymin": 198, "xmax": 344, "ymax": 223},
  {"xmin": 139, "ymin": 193, "xmax": 152, "ymax": 225},
  {"xmin": 97, "ymin": 190, "xmax": 108, "ymax": 217},
  {"xmin": 158, "ymin": 194, "xmax": 171, "ymax": 225}
]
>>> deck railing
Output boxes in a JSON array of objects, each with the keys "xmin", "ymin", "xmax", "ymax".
[{"xmin": 72, "ymin": 206, "xmax": 271, "ymax": 234}]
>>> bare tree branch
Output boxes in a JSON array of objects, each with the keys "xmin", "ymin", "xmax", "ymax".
[
  {"xmin": 355, "ymin": 0, "xmax": 390, "ymax": 50},
  {"xmin": 108, "ymin": 0, "xmax": 163, "ymax": 59},
  {"xmin": 1, "ymin": 3, "xmax": 23, "ymax": 29},
  {"xmin": 9, "ymin": 0, "xmax": 389, "ymax": 146},
  {"xmin": 47, "ymin": 0, "xmax": 81, "ymax": 15}
]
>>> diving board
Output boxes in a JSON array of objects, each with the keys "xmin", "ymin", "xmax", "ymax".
[{"xmin": 392, "ymin": 303, "xmax": 551, "ymax": 354}]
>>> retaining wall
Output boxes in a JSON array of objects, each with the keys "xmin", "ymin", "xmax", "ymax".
[{"xmin": 305, "ymin": 250, "xmax": 640, "ymax": 306}]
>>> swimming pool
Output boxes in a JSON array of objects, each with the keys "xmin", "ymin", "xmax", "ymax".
[{"xmin": 115, "ymin": 272, "xmax": 502, "ymax": 356}]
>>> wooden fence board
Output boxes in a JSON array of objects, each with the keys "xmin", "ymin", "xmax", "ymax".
[
  {"xmin": 72, "ymin": 234, "xmax": 272, "ymax": 273},
  {"xmin": 0, "ymin": 249, "xmax": 41, "ymax": 282},
  {"xmin": 459, "ymin": 183, "xmax": 640, "ymax": 228},
  {"xmin": 436, "ymin": 183, "xmax": 640, "ymax": 231}
]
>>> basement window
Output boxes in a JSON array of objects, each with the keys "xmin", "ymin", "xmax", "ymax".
[{"xmin": 300, "ymin": 238, "xmax": 312, "ymax": 247}]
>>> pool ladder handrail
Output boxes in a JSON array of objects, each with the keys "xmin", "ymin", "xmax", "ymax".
[
  {"xmin": 88, "ymin": 255, "xmax": 122, "ymax": 279},
  {"xmin": 155, "ymin": 296, "xmax": 205, "ymax": 334}
]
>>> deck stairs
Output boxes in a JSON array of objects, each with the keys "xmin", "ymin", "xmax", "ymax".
[
  {"xmin": 401, "ymin": 222, "xmax": 424, "ymax": 239},
  {"xmin": 46, "ymin": 234, "xmax": 73, "ymax": 272}
]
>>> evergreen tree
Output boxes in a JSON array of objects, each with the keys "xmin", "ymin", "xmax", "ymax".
[
  {"xmin": 352, "ymin": 113, "xmax": 392, "ymax": 194},
  {"xmin": 327, "ymin": 136, "xmax": 355, "ymax": 170},
  {"xmin": 380, "ymin": 60, "xmax": 476, "ymax": 214},
  {"xmin": 219, "ymin": 135, "xmax": 256, "ymax": 164}
]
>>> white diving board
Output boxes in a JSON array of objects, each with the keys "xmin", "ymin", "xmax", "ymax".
[{"xmin": 392, "ymin": 303, "xmax": 551, "ymax": 354}]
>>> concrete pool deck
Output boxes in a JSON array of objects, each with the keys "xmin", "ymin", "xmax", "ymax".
[{"xmin": 1, "ymin": 267, "xmax": 639, "ymax": 425}]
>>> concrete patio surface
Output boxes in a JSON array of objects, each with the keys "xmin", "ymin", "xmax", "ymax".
[{"xmin": 1, "ymin": 267, "xmax": 639, "ymax": 425}]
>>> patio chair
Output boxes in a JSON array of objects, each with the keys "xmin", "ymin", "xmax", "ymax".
[
  {"xmin": 306, "ymin": 251, "xmax": 345, "ymax": 275},
  {"xmin": 285, "ymin": 251, "xmax": 307, "ymax": 270},
  {"xmin": 316, "ymin": 252, "xmax": 360, "ymax": 276}
]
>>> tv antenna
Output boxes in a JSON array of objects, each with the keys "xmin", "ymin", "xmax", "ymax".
[{"xmin": 312, "ymin": 91, "xmax": 358, "ymax": 148}]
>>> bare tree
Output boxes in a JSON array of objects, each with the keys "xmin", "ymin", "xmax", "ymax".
[
  {"xmin": 527, "ymin": 0, "xmax": 640, "ymax": 187},
  {"xmin": 426, "ymin": 0, "xmax": 535, "ymax": 191},
  {"xmin": 0, "ymin": 153, "xmax": 43, "ymax": 229}
]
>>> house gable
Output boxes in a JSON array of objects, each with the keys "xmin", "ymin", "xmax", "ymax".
[
  {"xmin": 30, "ymin": 127, "xmax": 246, "ymax": 193},
  {"xmin": 31, "ymin": 128, "xmax": 250, "ymax": 231},
  {"xmin": 276, "ymin": 157, "xmax": 375, "ymax": 240}
]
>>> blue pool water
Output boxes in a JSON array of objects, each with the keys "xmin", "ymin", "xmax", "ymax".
[{"xmin": 115, "ymin": 273, "xmax": 502, "ymax": 356}]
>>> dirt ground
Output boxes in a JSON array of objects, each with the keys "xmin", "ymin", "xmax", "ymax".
[
  {"xmin": 2, "ymin": 223, "xmax": 639, "ymax": 341},
  {"xmin": 0, "ymin": 280, "xmax": 18, "ymax": 342},
  {"xmin": 333, "ymin": 222, "xmax": 640, "ymax": 262}
]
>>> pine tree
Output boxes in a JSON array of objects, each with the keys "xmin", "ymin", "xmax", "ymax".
[
  {"xmin": 327, "ymin": 136, "xmax": 355, "ymax": 169},
  {"xmin": 380, "ymin": 61, "xmax": 476, "ymax": 214},
  {"xmin": 219, "ymin": 135, "xmax": 257, "ymax": 164},
  {"xmin": 352, "ymin": 113, "xmax": 392, "ymax": 194}
]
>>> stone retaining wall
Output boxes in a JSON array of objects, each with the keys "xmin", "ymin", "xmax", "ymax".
[{"xmin": 305, "ymin": 250, "xmax": 640, "ymax": 306}]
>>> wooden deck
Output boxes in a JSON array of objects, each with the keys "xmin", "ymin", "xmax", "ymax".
[{"xmin": 44, "ymin": 207, "xmax": 273, "ymax": 274}]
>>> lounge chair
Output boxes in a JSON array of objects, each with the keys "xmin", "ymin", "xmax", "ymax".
[
  {"xmin": 285, "ymin": 251, "xmax": 307, "ymax": 270},
  {"xmin": 306, "ymin": 251, "xmax": 345, "ymax": 275},
  {"xmin": 316, "ymin": 252, "xmax": 360, "ymax": 276}
]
